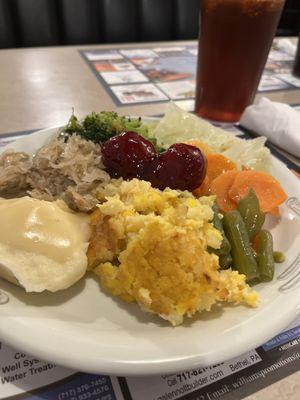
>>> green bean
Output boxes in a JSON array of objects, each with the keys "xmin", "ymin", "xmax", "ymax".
[
  {"xmin": 218, "ymin": 253, "xmax": 232, "ymax": 269},
  {"xmin": 223, "ymin": 210, "xmax": 259, "ymax": 282},
  {"xmin": 256, "ymin": 230, "xmax": 274, "ymax": 282},
  {"xmin": 237, "ymin": 189, "xmax": 265, "ymax": 240},
  {"xmin": 211, "ymin": 203, "xmax": 231, "ymax": 256},
  {"xmin": 273, "ymin": 251, "xmax": 285, "ymax": 263}
]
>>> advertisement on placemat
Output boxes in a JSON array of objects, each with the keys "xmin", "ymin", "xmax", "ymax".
[
  {"xmin": 80, "ymin": 39, "xmax": 300, "ymax": 107},
  {"xmin": 1, "ymin": 315, "xmax": 300, "ymax": 400}
]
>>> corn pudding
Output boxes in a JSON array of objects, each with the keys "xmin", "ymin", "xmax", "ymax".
[{"xmin": 87, "ymin": 179, "xmax": 258, "ymax": 325}]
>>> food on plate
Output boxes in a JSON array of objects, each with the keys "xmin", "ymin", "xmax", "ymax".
[
  {"xmin": 87, "ymin": 179, "xmax": 258, "ymax": 326},
  {"xmin": 209, "ymin": 170, "xmax": 240, "ymax": 213},
  {"xmin": 0, "ymin": 135, "xmax": 110, "ymax": 212},
  {"xmin": 152, "ymin": 103, "xmax": 238, "ymax": 152},
  {"xmin": 101, "ymin": 131, "xmax": 157, "ymax": 179},
  {"xmin": 209, "ymin": 203, "xmax": 232, "ymax": 270},
  {"xmin": 102, "ymin": 133, "xmax": 207, "ymax": 191},
  {"xmin": 237, "ymin": 189, "xmax": 265, "ymax": 240},
  {"xmin": 193, "ymin": 153, "xmax": 237, "ymax": 197},
  {"xmin": 228, "ymin": 170, "xmax": 288, "ymax": 213},
  {"xmin": 0, "ymin": 151, "xmax": 31, "ymax": 197},
  {"xmin": 184, "ymin": 139, "xmax": 214, "ymax": 156},
  {"xmin": 223, "ymin": 210, "xmax": 259, "ymax": 281},
  {"xmin": 209, "ymin": 169, "xmax": 287, "ymax": 214},
  {"xmin": 0, "ymin": 197, "xmax": 90, "ymax": 292},
  {"xmin": 203, "ymin": 154, "xmax": 237, "ymax": 183},
  {"xmin": 256, "ymin": 230, "xmax": 275, "ymax": 282},
  {"xmin": 62, "ymin": 111, "xmax": 149, "ymax": 144},
  {"xmin": 0, "ymin": 104, "xmax": 288, "ymax": 326},
  {"xmin": 152, "ymin": 103, "xmax": 272, "ymax": 172},
  {"xmin": 143, "ymin": 143, "xmax": 207, "ymax": 191}
]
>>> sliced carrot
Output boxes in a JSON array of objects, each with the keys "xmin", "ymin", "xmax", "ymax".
[
  {"xmin": 193, "ymin": 153, "xmax": 237, "ymax": 197},
  {"xmin": 268, "ymin": 207, "xmax": 280, "ymax": 217},
  {"xmin": 209, "ymin": 170, "xmax": 240, "ymax": 213},
  {"xmin": 228, "ymin": 170, "xmax": 287, "ymax": 213},
  {"xmin": 205, "ymin": 154, "xmax": 237, "ymax": 183},
  {"xmin": 193, "ymin": 175, "xmax": 209, "ymax": 197},
  {"xmin": 184, "ymin": 139, "xmax": 213, "ymax": 156},
  {"xmin": 242, "ymin": 165, "xmax": 251, "ymax": 171}
]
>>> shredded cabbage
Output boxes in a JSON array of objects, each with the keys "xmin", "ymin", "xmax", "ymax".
[
  {"xmin": 222, "ymin": 136, "xmax": 272, "ymax": 172},
  {"xmin": 152, "ymin": 103, "xmax": 239, "ymax": 152},
  {"xmin": 152, "ymin": 103, "xmax": 272, "ymax": 172}
]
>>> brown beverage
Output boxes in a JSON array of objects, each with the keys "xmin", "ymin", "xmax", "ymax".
[
  {"xmin": 293, "ymin": 35, "xmax": 300, "ymax": 78},
  {"xmin": 195, "ymin": 0, "xmax": 285, "ymax": 122}
]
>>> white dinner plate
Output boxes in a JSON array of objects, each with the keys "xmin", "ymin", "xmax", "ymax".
[{"xmin": 0, "ymin": 124, "xmax": 299, "ymax": 376}]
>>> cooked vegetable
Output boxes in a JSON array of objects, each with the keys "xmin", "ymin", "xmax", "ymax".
[
  {"xmin": 209, "ymin": 170, "xmax": 239, "ymax": 213},
  {"xmin": 256, "ymin": 230, "xmax": 274, "ymax": 282},
  {"xmin": 210, "ymin": 203, "xmax": 231, "ymax": 256},
  {"xmin": 152, "ymin": 103, "xmax": 239, "ymax": 152},
  {"xmin": 218, "ymin": 253, "xmax": 233, "ymax": 269},
  {"xmin": 194, "ymin": 153, "xmax": 237, "ymax": 197},
  {"xmin": 237, "ymin": 189, "xmax": 265, "ymax": 240},
  {"xmin": 184, "ymin": 139, "xmax": 214, "ymax": 156},
  {"xmin": 269, "ymin": 207, "xmax": 280, "ymax": 217},
  {"xmin": 273, "ymin": 251, "xmax": 285, "ymax": 263},
  {"xmin": 223, "ymin": 210, "xmax": 259, "ymax": 282},
  {"xmin": 222, "ymin": 136, "xmax": 272, "ymax": 172},
  {"xmin": 206, "ymin": 154, "xmax": 237, "ymax": 183},
  {"xmin": 228, "ymin": 170, "xmax": 287, "ymax": 213},
  {"xmin": 152, "ymin": 103, "xmax": 272, "ymax": 171},
  {"xmin": 61, "ymin": 111, "xmax": 149, "ymax": 145},
  {"xmin": 208, "ymin": 203, "xmax": 232, "ymax": 269},
  {"xmin": 193, "ymin": 175, "xmax": 209, "ymax": 197}
]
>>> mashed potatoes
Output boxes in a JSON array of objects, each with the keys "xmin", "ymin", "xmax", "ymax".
[
  {"xmin": 0, "ymin": 197, "xmax": 90, "ymax": 292},
  {"xmin": 88, "ymin": 179, "xmax": 258, "ymax": 325}
]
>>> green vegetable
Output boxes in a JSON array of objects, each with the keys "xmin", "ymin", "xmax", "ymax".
[
  {"xmin": 223, "ymin": 210, "xmax": 259, "ymax": 282},
  {"xmin": 218, "ymin": 253, "xmax": 232, "ymax": 269},
  {"xmin": 237, "ymin": 189, "xmax": 265, "ymax": 239},
  {"xmin": 256, "ymin": 230, "xmax": 274, "ymax": 282},
  {"xmin": 61, "ymin": 111, "xmax": 152, "ymax": 145},
  {"xmin": 208, "ymin": 203, "xmax": 231, "ymax": 269},
  {"xmin": 64, "ymin": 114, "xmax": 84, "ymax": 135},
  {"xmin": 273, "ymin": 251, "xmax": 285, "ymax": 263},
  {"xmin": 146, "ymin": 136, "xmax": 166, "ymax": 154},
  {"xmin": 212, "ymin": 204, "xmax": 231, "ymax": 255}
]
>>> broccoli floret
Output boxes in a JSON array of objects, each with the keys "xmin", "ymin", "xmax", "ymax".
[
  {"xmin": 60, "ymin": 110, "xmax": 166, "ymax": 152},
  {"xmin": 61, "ymin": 111, "xmax": 149, "ymax": 144},
  {"xmin": 63, "ymin": 114, "xmax": 84, "ymax": 135},
  {"xmin": 81, "ymin": 112, "xmax": 123, "ymax": 143}
]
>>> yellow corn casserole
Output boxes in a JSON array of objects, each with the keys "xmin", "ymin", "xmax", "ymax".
[{"xmin": 87, "ymin": 179, "xmax": 258, "ymax": 326}]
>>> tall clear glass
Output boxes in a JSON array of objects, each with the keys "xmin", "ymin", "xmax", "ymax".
[
  {"xmin": 195, "ymin": 0, "xmax": 285, "ymax": 123},
  {"xmin": 292, "ymin": 34, "xmax": 300, "ymax": 78}
]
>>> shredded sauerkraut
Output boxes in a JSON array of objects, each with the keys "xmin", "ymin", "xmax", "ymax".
[{"xmin": 0, "ymin": 135, "xmax": 110, "ymax": 212}]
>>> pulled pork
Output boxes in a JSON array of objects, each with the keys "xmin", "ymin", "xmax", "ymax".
[{"xmin": 0, "ymin": 135, "xmax": 110, "ymax": 212}]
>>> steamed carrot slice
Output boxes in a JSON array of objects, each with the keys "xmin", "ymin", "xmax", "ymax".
[
  {"xmin": 205, "ymin": 154, "xmax": 237, "ymax": 183},
  {"xmin": 193, "ymin": 153, "xmax": 237, "ymax": 197},
  {"xmin": 269, "ymin": 207, "xmax": 280, "ymax": 217},
  {"xmin": 193, "ymin": 175, "xmax": 209, "ymax": 197},
  {"xmin": 228, "ymin": 170, "xmax": 287, "ymax": 213},
  {"xmin": 184, "ymin": 139, "xmax": 213, "ymax": 156},
  {"xmin": 209, "ymin": 170, "xmax": 240, "ymax": 213}
]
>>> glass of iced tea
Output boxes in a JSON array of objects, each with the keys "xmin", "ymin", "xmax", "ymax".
[
  {"xmin": 195, "ymin": 0, "xmax": 285, "ymax": 123},
  {"xmin": 292, "ymin": 34, "xmax": 300, "ymax": 78}
]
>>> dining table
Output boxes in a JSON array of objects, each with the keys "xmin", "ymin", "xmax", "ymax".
[{"xmin": 0, "ymin": 39, "xmax": 299, "ymax": 400}]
